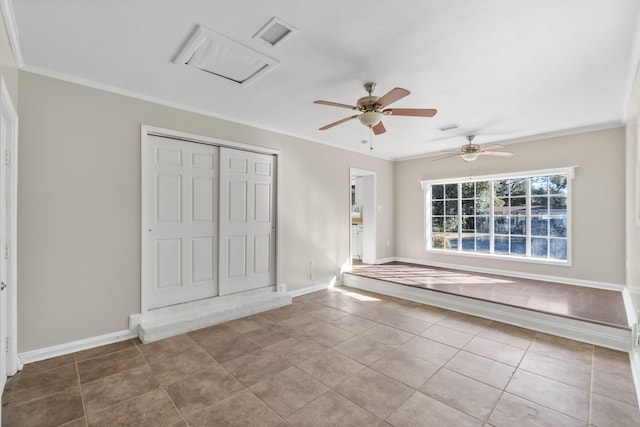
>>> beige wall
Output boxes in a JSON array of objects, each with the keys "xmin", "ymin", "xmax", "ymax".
[
  {"xmin": 625, "ymin": 65, "xmax": 640, "ymax": 311},
  {"xmin": 395, "ymin": 128, "xmax": 626, "ymax": 286},
  {"xmin": 17, "ymin": 71, "xmax": 395, "ymax": 352},
  {"xmin": 12, "ymin": 71, "xmax": 634, "ymax": 352}
]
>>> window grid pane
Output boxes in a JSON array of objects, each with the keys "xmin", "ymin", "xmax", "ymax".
[{"xmin": 428, "ymin": 173, "xmax": 568, "ymax": 262}]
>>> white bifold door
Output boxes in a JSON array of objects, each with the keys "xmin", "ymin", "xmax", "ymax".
[{"xmin": 145, "ymin": 136, "xmax": 276, "ymax": 309}]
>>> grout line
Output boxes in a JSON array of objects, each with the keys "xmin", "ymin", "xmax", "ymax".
[
  {"xmin": 74, "ymin": 353, "xmax": 89, "ymax": 427},
  {"xmin": 134, "ymin": 340, "xmax": 191, "ymax": 427},
  {"xmin": 8, "ymin": 287, "xmax": 638, "ymax": 426},
  {"xmin": 587, "ymin": 346, "xmax": 595, "ymax": 426},
  {"xmin": 484, "ymin": 328, "xmax": 533, "ymax": 424}
]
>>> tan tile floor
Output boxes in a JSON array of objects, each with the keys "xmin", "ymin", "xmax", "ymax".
[{"xmin": 2, "ymin": 286, "xmax": 640, "ymax": 426}]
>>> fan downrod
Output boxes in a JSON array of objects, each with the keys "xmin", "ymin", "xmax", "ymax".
[{"xmin": 364, "ymin": 82, "xmax": 376, "ymax": 96}]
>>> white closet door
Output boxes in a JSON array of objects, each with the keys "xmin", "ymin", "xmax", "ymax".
[
  {"xmin": 146, "ymin": 136, "xmax": 218, "ymax": 309},
  {"xmin": 219, "ymin": 147, "xmax": 275, "ymax": 295}
]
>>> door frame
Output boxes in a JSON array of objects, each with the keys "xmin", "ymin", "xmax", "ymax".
[
  {"xmin": 349, "ymin": 167, "xmax": 376, "ymax": 264},
  {"xmin": 0, "ymin": 78, "xmax": 19, "ymax": 381},
  {"xmin": 140, "ymin": 125, "xmax": 281, "ymax": 314}
]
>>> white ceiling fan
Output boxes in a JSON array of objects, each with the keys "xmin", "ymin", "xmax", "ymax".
[
  {"xmin": 314, "ymin": 82, "xmax": 437, "ymax": 135},
  {"xmin": 433, "ymin": 135, "xmax": 513, "ymax": 162}
]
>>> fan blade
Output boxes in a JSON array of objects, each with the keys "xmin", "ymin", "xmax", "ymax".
[
  {"xmin": 431, "ymin": 152, "xmax": 461, "ymax": 161},
  {"xmin": 480, "ymin": 151, "xmax": 513, "ymax": 157},
  {"xmin": 376, "ymin": 87, "xmax": 410, "ymax": 108},
  {"xmin": 318, "ymin": 115, "xmax": 359, "ymax": 130},
  {"xmin": 372, "ymin": 121, "xmax": 386, "ymax": 135},
  {"xmin": 314, "ymin": 100, "xmax": 358, "ymax": 110},
  {"xmin": 478, "ymin": 144, "xmax": 504, "ymax": 151},
  {"xmin": 384, "ymin": 108, "xmax": 437, "ymax": 117}
]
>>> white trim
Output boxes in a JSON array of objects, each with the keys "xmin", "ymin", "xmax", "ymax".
[
  {"xmin": 343, "ymin": 273, "xmax": 632, "ymax": 352},
  {"xmin": 630, "ymin": 347, "xmax": 640, "ymax": 408},
  {"xmin": 0, "ymin": 0, "xmax": 24, "ymax": 68},
  {"xmin": 289, "ymin": 281, "xmax": 343, "ymax": 298},
  {"xmin": 17, "ymin": 66, "xmax": 397, "ymax": 161},
  {"xmin": 424, "ymin": 247, "xmax": 572, "ymax": 267},
  {"xmin": 421, "ymin": 168, "xmax": 574, "ymax": 266},
  {"xmin": 18, "ymin": 328, "xmax": 138, "ymax": 365},
  {"xmin": 623, "ymin": 287, "xmax": 639, "ymax": 327},
  {"xmin": 373, "ymin": 257, "xmax": 396, "ymax": 265},
  {"xmin": 400, "ymin": 123, "xmax": 622, "ymax": 162},
  {"xmin": 0, "ymin": 78, "xmax": 18, "ymax": 377},
  {"xmin": 140, "ymin": 128, "xmax": 148, "ymax": 314},
  {"xmin": 394, "ymin": 257, "xmax": 625, "ymax": 292},
  {"xmin": 622, "ymin": 4, "xmax": 640, "ymax": 122},
  {"xmin": 143, "ymin": 125, "xmax": 280, "ymax": 156},
  {"xmin": 140, "ymin": 125, "xmax": 281, "ymax": 314},
  {"xmin": 419, "ymin": 166, "xmax": 576, "ymax": 187}
]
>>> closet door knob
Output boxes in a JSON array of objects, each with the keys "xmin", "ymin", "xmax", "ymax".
[{"xmin": 0, "ymin": 282, "xmax": 6, "ymax": 291}]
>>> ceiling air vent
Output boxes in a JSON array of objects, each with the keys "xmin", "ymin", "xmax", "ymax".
[
  {"xmin": 439, "ymin": 124, "xmax": 460, "ymax": 132},
  {"xmin": 253, "ymin": 17, "xmax": 296, "ymax": 47},
  {"xmin": 174, "ymin": 26, "xmax": 279, "ymax": 87}
]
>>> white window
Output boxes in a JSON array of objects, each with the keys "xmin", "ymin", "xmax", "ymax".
[{"xmin": 420, "ymin": 167, "xmax": 574, "ymax": 264}]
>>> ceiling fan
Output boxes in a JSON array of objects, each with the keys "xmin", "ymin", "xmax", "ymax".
[
  {"xmin": 433, "ymin": 135, "xmax": 513, "ymax": 162},
  {"xmin": 314, "ymin": 82, "xmax": 437, "ymax": 135}
]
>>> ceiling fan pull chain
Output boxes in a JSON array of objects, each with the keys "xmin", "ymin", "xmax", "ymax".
[{"xmin": 369, "ymin": 126, "xmax": 374, "ymax": 152}]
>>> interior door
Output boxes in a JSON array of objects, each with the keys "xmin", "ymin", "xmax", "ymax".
[
  {"xmin": 0, "ymin": 80, "xmax": 17, "ymax": 413},
  {"xmin": 219, "ymin": 147, "xmax": 275, "ymax": 295},
  {"xmin": 146, "ymin": 136, "xmax": 218, "ymax": 309}
]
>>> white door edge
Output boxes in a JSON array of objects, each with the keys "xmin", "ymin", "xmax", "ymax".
[{"xmin": 0, "ymin": 77, "xmax": 19, "ymax": 405}]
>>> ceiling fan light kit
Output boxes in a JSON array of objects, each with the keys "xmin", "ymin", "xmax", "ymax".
[
  {"xmin": 358, "ymin": 111, "xmax": 384, "ymax": 127},
  {"xmin": 433, "ymin": 135, "xmax": 514, "ymax": 162},
  {"xmin": 461, "ymin": 152, "xmax": 480, "ymax": 162},
  {"xmin": 314, "ymin": 82, "xmax": 437, "ymax": 135}
]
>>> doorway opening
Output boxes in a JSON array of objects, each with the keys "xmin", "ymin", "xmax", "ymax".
[{"xmin": 350, "ymin": 168, "xmax": 376, "ymax": 265}]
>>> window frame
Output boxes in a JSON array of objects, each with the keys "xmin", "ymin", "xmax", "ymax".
[{"xmin": 420, "ymin": 167, "xmax": 575, "ymax": 266}]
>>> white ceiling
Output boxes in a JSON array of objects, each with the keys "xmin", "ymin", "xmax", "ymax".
[{"xmin": 7, "ymin": 0, "xmax": 640, "ymax": 160}]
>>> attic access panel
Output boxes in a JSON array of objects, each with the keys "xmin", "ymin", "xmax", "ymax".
[{"xmin": 175, "ymin": 26, "xmax": 279, "ymax": 87}]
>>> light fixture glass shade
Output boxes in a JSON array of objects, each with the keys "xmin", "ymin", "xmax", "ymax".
[
  {"xmin": 460, "ymin": 152, "xmax": 480, "ymax": 162},
  {"xmin": 358, "ymin": 111, "xmax": 384, "ymax": 127}
]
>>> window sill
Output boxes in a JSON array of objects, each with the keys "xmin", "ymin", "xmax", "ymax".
[{"xmin": 426, "ymin": 248, "xmax": 571, "ymax": 267}]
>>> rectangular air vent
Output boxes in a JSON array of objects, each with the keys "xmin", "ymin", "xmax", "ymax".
[
  {"xmin": 174, "ymin": 26, "xmax": 279, "ymax": 87},
  {"xmin": 438, "ymin": 124, "xmax": 460, "ymax": 132},
  {"xmin": 253, "ymin": 17, "xmax": 296, "ymax": 47}
]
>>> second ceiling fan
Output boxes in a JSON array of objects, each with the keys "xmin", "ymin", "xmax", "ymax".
[
  {"xmin": 433, "ymin": 135, "xmax": 513, "ymax": 162},
  {"xmin": 314, "ymin": 82, "xmax": 437, "ymax": 135}
]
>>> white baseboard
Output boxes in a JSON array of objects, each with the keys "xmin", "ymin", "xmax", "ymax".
[
  {"xmin": 373, "ymin": 257, "xmax": 396, "ymax": 265},
  {"xmin": 289, "ymin": 281, "xmax": 343, "ymax": 298},
  {"xmin": 19, "ymin": 328, "xmax": 138, "ymax": 365},
  {"xmin": 343, "ymin": 273, "xmax": 632, "ymax": 352},
  {"xmin": 394, "ymin": 257, "xmax": 625, "ymax": 292}
]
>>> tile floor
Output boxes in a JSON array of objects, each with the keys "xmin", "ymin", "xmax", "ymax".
[{"xmin": 2, "ymin": 286, "xmax": 640, "ymax": 426}]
